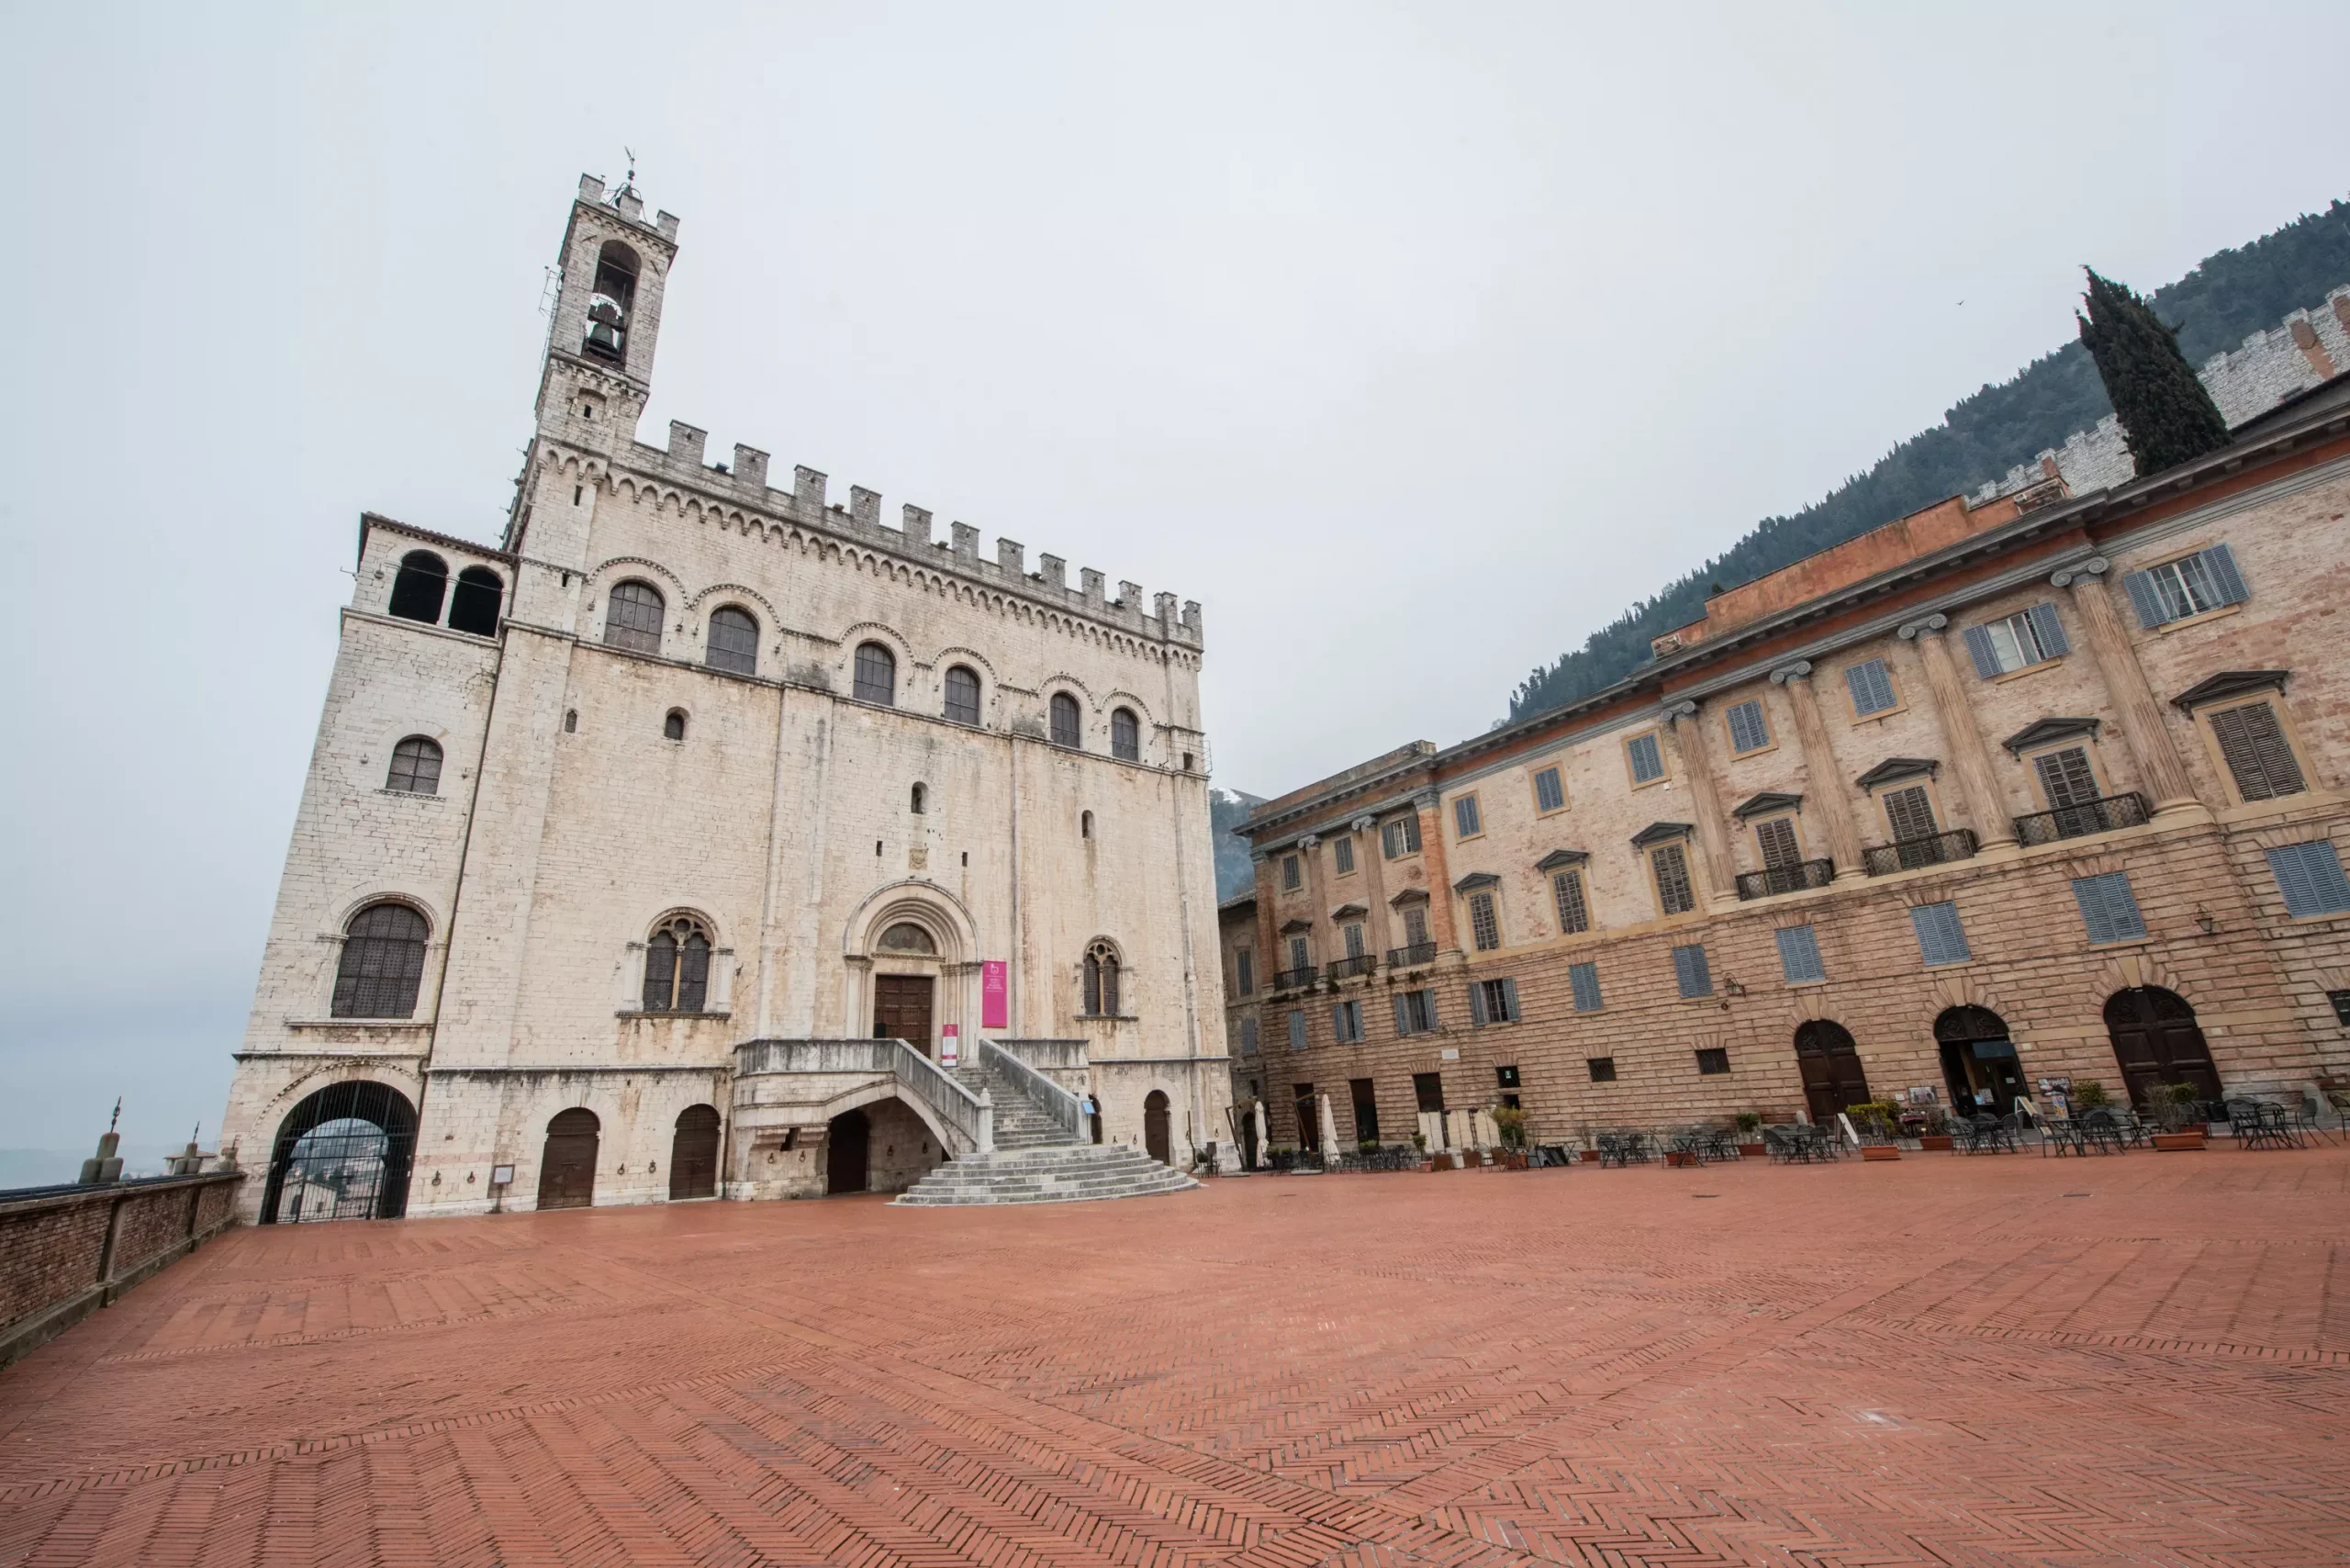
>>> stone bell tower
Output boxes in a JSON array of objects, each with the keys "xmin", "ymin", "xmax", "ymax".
[{"xmin": 532, "ymin": 172, "xmax": 680, "ymax": 457}]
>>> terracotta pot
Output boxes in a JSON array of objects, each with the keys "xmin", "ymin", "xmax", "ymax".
[
  {"xmin": 1662, "ymin": 1149, "xmax": 1695, "ymax": 1168},
  {"xmin": 1860, "ymin": 1146, "xmax": 1902, "ymax": 1161},
  {"xmin": 2153, "ymin": 1131, "xmax": 2206, "ymax": 1151},
  {"xmin": 1918, "ymin": 1135, "xmax": 1954, "ymax": 1152},
  {"xmin": 1737, "ymin": 1142, "xmax": 1766, "ymax": 1158},
  {"xmin": 1580, "ymin": 1149, "xmax": 1601, "ymax": 1162},
  {"xmin": 1428, "ymin": 1152, "xmax": 1457, "ymax": 1171},
  {"xmin": 1495, "ymin": 1151, "xmax": 1528, "ymax": 1170}
]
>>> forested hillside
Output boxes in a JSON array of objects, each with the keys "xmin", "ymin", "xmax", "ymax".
[
  {"xmin": 1506, "ymin": 198, "xmax": 2350, "ymax": 722},
  {"xmin": 1210, "ymin": 789, "xmax": 1263, "ymax": 902}
]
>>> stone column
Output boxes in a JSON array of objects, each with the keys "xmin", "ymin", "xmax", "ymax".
[
  {"xmin": 2050, "ymin": 557, "xmax": 2204, "ymax": 814},
  {"xmin": 1897, "ymin": 613, "xmax": 2016, "ymax": 849},
  {"xmin": 1351, "ymin": 814, "xmax": 1389, "ymax": 954},
  {"xmin": 1767, "ymin": 663, "xmax": 1867, "ymax": 879},
  {"xmin": 1663, "ymin": 700, "xmax": 1737, "ymax": 905},
  {"xmin": 1250, "ymin": 851, "xmax": 1280, "ymax": 994},
  {"xmin": 1415, "ymin": 790, "xmax": 1461, "ymax": 954}
]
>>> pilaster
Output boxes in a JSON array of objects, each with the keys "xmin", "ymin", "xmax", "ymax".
[
  {"xmin": 1663, "ymin": 701, "xmax": 1738, "ymax": 905},
  {"xmin": 2051, "ymin": 558, "xmax": 2207, "ymax": 817},
  {"xmin": 1898, "ymin": 613, "xmax": 2017, "ymax": 850},
  {"xmin": 1767, "ymin": 664, "xmax": 1867, "ymax": 879}
]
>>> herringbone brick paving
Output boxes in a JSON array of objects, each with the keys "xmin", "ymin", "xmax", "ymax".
[{"xmin": 3, "ymin": 1152, "xmax": 2346, "ymax": 1565}]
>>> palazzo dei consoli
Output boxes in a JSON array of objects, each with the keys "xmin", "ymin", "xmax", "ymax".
[{"xmin": 220, "ymin": 177, "xmax": 1230, "ymax": 1220}]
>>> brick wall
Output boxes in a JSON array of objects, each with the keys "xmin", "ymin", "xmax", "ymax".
[{"xmin": 0, "ymin": 1173, "xmax": 244, "ymax": 1368}]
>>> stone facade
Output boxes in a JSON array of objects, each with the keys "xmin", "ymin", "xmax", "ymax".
[
  {"xmin": 1232, "ymin": 400, "xmax": 2350, "ymax": 1152},
  {"xmin": 220, "ymin": 177, "xmax": 1230, "ymax": 1220}
]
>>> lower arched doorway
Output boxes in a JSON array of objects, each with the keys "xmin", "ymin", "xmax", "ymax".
[
  {"xmin": 669, "ymin": 1104, "xmax": 721, "ymax": 1200},
  {"xmin": 537, "ymin": 1109, "xmax": 599, "ymax": 1211},
  {"xmin": 263, "ymin": 1081, "xmax": 418, "ymax": 1224},
  {"xmin": 2105, "ymin": 987, "xmax": 2222, "ymax": 1110},
  {"xmin": 1936, "ymin": 1005, "xmax": 2025, "ymax": 1116},
  {"xmin": 826, "ymin": 1107, "xmax": 870, "ymax": 1193},
  {"xmin": 1143, "ymin": 1091, "xmax": 1172, "ymax": 1165},
  {"xmin": 1792, "ymin": 1021, "xmax": 1870, "ymax": 1124}
]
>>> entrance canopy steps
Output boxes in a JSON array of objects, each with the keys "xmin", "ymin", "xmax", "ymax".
[
  {"xmin": 953, "ymin": 1040, "xmax": 1085, "ymax": 1149},
  {"xmin": 894, "ymin": 1145, "xmax": 1197, "ymax": 1206}
]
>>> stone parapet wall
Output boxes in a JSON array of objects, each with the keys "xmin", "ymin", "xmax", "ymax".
[{"xmin": 0, "ymin": 1172, "xmax": 244, "ymax": 1368}]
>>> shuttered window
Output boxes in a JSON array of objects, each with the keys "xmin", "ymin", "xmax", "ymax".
[
  {"xmin": 1331, "ymin": 1000, "xmax": 1363, "ymax": 1043},
  {"xmin": 1286, "ymin": 1010, "xmax": 1307, "ymax": 1050},
  {"xmin": 1402, "ymin": 904, "xmax": 1430, "ymax": 948},
  {"xmin": 1964, "ymin": 604, "xmax": 2069, "ymax": 678},
  {"xmin": 1726, "ymin": 699, "xmax": 1771, "ymax": 753},
  {"xmin": 1845, "ymin": 658, "xmax": 1897, "ymax": 716},
  {"xmin": 1382, "ymin": 815, "xmax": 1422, "ymax": 857},
  {"xmin": 1344, "ymin": 923, "xmax": 1366, "ymax": 958},
  {"xmin": 1533, "ymin": 765, "xmax": 1566, "ymax": 812},
  {"xmin": 2266, "ymin": 840, "xmax": 2350, "ymax": 919},
  {"xmin": 1288, "ymin": 935, "xmax": 1310, "ymax": 972},
  {"xmin": 1467, "ymin": 890, "xmax": 1501, "ymax": 951},
  {"xmin": 2209, "ymin": 701, "xmax": 2305, "ymax": 801},
  {"xmin": 2122, "ymin": 543, "xmax": 2249, "ymax": 627},
  {"xmin": 1753, "ymin": 816, "xmax": 1802, "ymax": 869},
  {"xmin": 1627, "ymin": 732, "xmax": 1665, "ymax": 783},
  {"xmin": 1469, "ymin": 978, "xmax": 1520, "ymax": 1025},
  {"xmin": 2032, "ymin": 746, "xmax": 2101, "ymax": 810},
  {"xmin": 1883, "ymin": 784, "xmax": 1938, "ymax": 843},
  {"xmin": 1235, "ymin": 946, "xmax": 1254, "ymax": 995},
  {"xmin": 1672, "ymin": 943, "xmax": 1712, "ymax": 998},
  {"xmin": 1774, "ymin": 924, "xmax": 1826, "ymax": 983},
  {"xmin": 1282, "ymin": 855, "xmax": 1302, "ymax": 890},
  {"xmin": 1569, "ymin": 961, "xmax": 1603, "ymax": 1013},
  {"xmin": 1332, "ymin": 835, "xmax": 1355, "ymax": 874},
  {"xmin": 2071, "ymin": 872, "xmax": 2148, "ymax": 944},
  {"xmin": 1238, "ymin": 1015, "xmax": 1259, "ymax": 1054},
  {"xmin": 1453, "ymin": 795, "xmax": 1482, "ymax": 837},
  {"xmin": 1651, "ymin": 842, "xmax": 1695, "ymax": 915},
  {"xmin": 1551, "ymin": 869, "xmax": 1590, "ymax": 935},
  {"xmin": 1911, "ymin": 901, "xmax": 1972, "ymax": 966},
  {"xmin": 1393, "ymin": 989, "xmax": 1437, "ymax": 1036}
]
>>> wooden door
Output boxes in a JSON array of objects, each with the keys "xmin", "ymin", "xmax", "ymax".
[
  {"xmin": 873, "ymin": 976, "xmax": 935, "ymax": 1056},
  {"xmin": 668, "ymin": 1104, "xmax": 720, "ymax": 1200},
  {"xmin": 1144, "ymin": 1091, "xmax": 1172, "ymax": 1165},
  {"xmin": 537, "ymin": 1108, "xmax": 599, "ymax": 1211},
  {"xmin": 1292, "ymin": 1084, "xmax": 1318, "ymax": 1151},
  {"xmin": 2106, "ymin": 988, "xmax": 2222, "ymax": 1108},
  {"xmin": 826, "ymin": 1109, "xmax": 869, "ymax": 1194},
  {"xmin": 1793, "ymin": 1022, "xmax": 1870, "ymax": 1124}
]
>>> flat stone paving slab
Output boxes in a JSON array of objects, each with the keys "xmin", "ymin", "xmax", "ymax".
[{"xmin": 3, "ymin": 1148, "xmax": 2347, "ymax": 1565}]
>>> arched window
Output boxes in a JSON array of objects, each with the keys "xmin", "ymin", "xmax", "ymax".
[
  {"xmin": 664, "ymin": 710, "xmax": 687, "ymax": 741},
  {"xmin": 1111, "ymin": 707, "xmax": 1140, "ymax": 761},
  {"xmin": 604, "ymin": 580, "xmax": 665, "ymax": 654},
  {"xmin": 388, "ymin": 552, "xmax": 448, "ymax": 624},
  {"xmin": 878, "ymin": 922, "xmax": 936, "ymax": 954},
  {"xmin": 330, "ymin": 902, "xmax": 429, "ymax": 1019},
  {"xmin": 1081, "ymin": 810, "xmax": 1094, "ymax": 839},
  {"xmin": 386, "ymin": 736, "xmax": 442, "ymax": 794},
  {"xmin": 853, "ymin": 642, "xmax": 896, "ymax": 705},
  {"xmin": 706, "ymin": 606, "xmax": 758, "ymax": 675},
  {"xmin": 944, "ymin": 665, "xmax": 981, "ymax": 726},
  {"xmin": 911, "ymin": 782, "xmax": 927, "ymax": 814},
  {"xmin": 448, "ymin": 566, "xmax": 503, "ymax": 637},
  {"xmin": 643, "ymin": 916, "xmax": 712, "ymax": 1013},
  {"xmin": 584, "ymin": 241, "xmax": 638, "ymax": 362},
  {"xmin": 1050, "ymin": 692, "xmax": 1082, "ymax": 748},
  {"xmin": 1082, "ymin": 940, "xmax": 1122, "ymax": 1017}
]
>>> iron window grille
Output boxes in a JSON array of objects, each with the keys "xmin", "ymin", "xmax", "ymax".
[
  {"xmin": 1049, "ymin": 692, "xmax": 1082, "ymax": 746},
  {"xmin": 386, "ymin": 736, "xmax": 442, "ymax": 795},
  {"xmin": 1468, "ymin": 890, "xmax": 1501, "ymax": 951},
  {"xmin": 706, "ymin": 606, "xmax": 759, "ymax": 675},
  {"xmin": 642, "ymin": 917, "xmax": 712, "ymax": 1012},
  {"xmin": 944, "ymin": 665, "xmax": 983, "ymax": 726},
  {"xmin": 603, "ymin": 580, "xmax": 665, "ymax": 654},
  {"xmin": 1695, "ymin": 1047, "xmax": 1731, "ymax": 1076},
  {"xmin": 330, "ymin": 902, "xmax": 429, "ymax": 1019},
  {"xmin": 1586, "ymin": 1057, "xmax": 1617, "ymax": 1082},
  {"xmin": 1111, "ymin": 707, "xmax": 1140, "ymax": 761},
  {"xmin": 854, "ymin": 643, "xmax": 897, "ymax": 705},
  {"xmin": 1863, "ymin": 828, "xmax": 1980, "ymax": 876}
]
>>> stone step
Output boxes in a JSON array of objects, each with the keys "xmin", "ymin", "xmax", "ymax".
[{"xmin": 893, "ymin": 1144, "xmax": 1198, "ymax": 1207}]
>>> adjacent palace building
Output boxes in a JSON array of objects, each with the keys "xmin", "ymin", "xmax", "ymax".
[
  {"xmin": 1224, "ymin": 376, "xmax": 2350, "ymax": 1154},
  {"xmin": 220, "ymin": 177, "xmax": 1230, "ymax": 1221}
]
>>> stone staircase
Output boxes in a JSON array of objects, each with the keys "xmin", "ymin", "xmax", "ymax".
[
  {"xmin": 894, "ymin": 1143, "xmax": 1198, "ymax": 1206},
  {"xmin": 893, "ymin": 1050, "xmax": 1198, "ymax": 1206}
]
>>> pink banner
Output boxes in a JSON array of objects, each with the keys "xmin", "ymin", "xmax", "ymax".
[{"xmin": 981, "ymin": 961, "xmax": 1009, "ymax": 1029}]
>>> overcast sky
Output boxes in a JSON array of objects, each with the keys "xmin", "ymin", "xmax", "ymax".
[{"xmin": 4, "ymin": 1, "xmax": 2343, "ymax": 1172}]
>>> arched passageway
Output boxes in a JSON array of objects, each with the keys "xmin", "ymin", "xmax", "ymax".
[
  {"xmin": 263, "ymin": 1081, "xmax": 418, "ymax": 1224},
  {"xmin": 538, "ymin": 1108, "xmax": 600, "ymax": 1211},
  {"xmin": 669, "ymin": 1104, "xmax": 721, "ymax": 1200},
  {"xmin": 1144, "ymin": 1091, "xmax": 1173, "ymax": 1165},
  {"xmin": 1792, "ymin": 1021, "xmax": 1870, "ymax": 1124},
  {"xmin": 826, "ymin": 1108, "xmax": 870, "ymax": 1194},
  {"xmin": 1935, "ymin": 1005, "xmax": 2025, "ymax": 1116}
]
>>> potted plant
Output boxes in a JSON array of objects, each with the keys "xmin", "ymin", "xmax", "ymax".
[
  {"xmin": 2151, "ymin": 1082, "xmax": 2209, "ymax": 1149},
  {"xmin": 1734, "ymin": 1111, "xmax": 1765, "ymax": 1158},
  {"xmin": 1917, "ymin": 1107, "xmax": 1955, "ymax": 1152},
  {"xmin": 1577, "ymin": 1123, "xmax": 1602, "ymax": 1162},
  {"xmin": 1852, "ymin": 1102, "xmax": 1902, "ymax": 1160},
  {"xmin": 1492, "ymin": 1107, "xmax": 1529, "ymax": 1169},
  {"xmin": 2072, "ymin": 1078, "xmax": 2110, "ymax": 1112}
]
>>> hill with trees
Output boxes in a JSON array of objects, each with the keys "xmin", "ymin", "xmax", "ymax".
[{"xmin": 1506, "ymin": 197, "xmax": 2350, "ymax": 723}]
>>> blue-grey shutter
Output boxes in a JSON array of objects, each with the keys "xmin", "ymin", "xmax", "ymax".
[
  {"xmin": 2072, "ymin": 873, "xmax": 2146, "ymax": 943},
  {"xmin": 2266, "ymin": 842, "xmax": 2350, "ymax": 918},
  {"xmin": 1673, "ymin": 944, "xmax": 1711, "ymax": 997},
  {"xmin": 1774, "ymin": 925, "xmax": 1823, "ymax": 983},
  {"xmin": 2027, "ymin": 601, "xmax": 2069, "ymax": 659},
  {"xmin": 1287, "ymin": 1010, "xmax": 1305, "ymax": 1049},
  {"xmin": 2201, "ymin": 543, "xmax": 2249, "ymax": 606},
  {"xmin": 2121, "ymin": 568, "xmax": 2168, "ymax": 628},
  {"xmin": 1421, "ymin": 990, "xmax": 1438, "ymax": 1029},
  {"xmin": 1962, "ymin": 625, "xmax": 2000, "ymax": 680},
  {"xmin": 1727, "ymin": 700, "xmax": 1765, "ymax": 752},
  {"xmin": 1912, "ymin": 902, "xmax": 1971, "ymax": 966},
  {"xmin": 1393, "ymin": 994, "xmax": 1411, "ymax": 1036},
  {"xmin": 1468, "ymin": 983, "xmax": 1487, "ymax": 1026},
  {"xmin": 1330, "ymin": 1002, "xmax": 1345, "ymax": 1039},
  {"xmin": 1500, "ymin": 977, "xmax": 1519, "ymax": 1022},
  {"xmin": 1570, "ymin": 962, "xmax": 1601, "ymax": 1013}
]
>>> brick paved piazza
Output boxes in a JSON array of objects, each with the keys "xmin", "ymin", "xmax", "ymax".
[{"xmin": 5, "ymin": 1152, "xmax": 2348, "ymax": 1566}]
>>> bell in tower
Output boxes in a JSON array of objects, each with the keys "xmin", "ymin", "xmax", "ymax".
[{"xmin": 583, "ymin": 241, "xmax": 638, "ymax": 363}]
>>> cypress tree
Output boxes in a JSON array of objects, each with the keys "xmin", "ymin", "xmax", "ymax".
[{"xmin": 2076, "ymin": 267, "xmax": 2232, "ymax": 476}]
